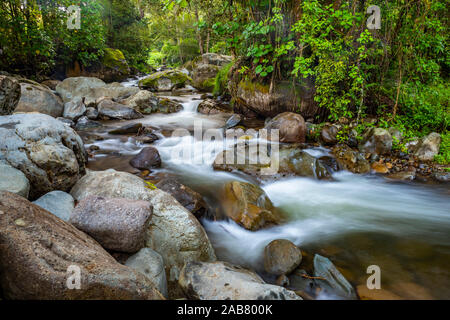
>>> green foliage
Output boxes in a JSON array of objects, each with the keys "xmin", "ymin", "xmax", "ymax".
[
  {"xmin": 213, "ymin": 62, "xmax": 233, "ymax": 96},
  {"xmin": 434, "ymin": 132, "xmax": 450, "ymax": 165}
]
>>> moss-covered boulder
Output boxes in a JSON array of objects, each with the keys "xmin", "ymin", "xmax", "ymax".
[
  {"xmin": 191, "ymin": 53, "xmax": 232, "ymax": 92},
  {"xmin": 101, "ymin": 48, "xmax": 130, "ymax": 81},
  {"xmin": 139, "ymin": 70, "xmax": 191, "ymax": 92}
]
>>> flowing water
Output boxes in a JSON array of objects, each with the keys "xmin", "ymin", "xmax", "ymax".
[{"xmin": 85, "ymin": 77, "xmax": 450, "ymax": 300}]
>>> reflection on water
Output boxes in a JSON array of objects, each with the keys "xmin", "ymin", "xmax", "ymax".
[{"xmin": 86, "ymin": 90, "xmax": 450, "ymax": 299}]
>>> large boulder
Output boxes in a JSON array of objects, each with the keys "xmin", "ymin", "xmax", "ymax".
[
  {"xmin": 15, "ymin": 82, "xmax": 64, "ymax": 117},
  {"xmin": 129, "ymin": 147, "xmax": 162, "ymax": 171},
  {"xmin": 121, "ymin": 90, "xmax": 159, "ymax": 114},
  {"xmin": 231, "ymin": 79, "xmax": 319, "ymax": 118},
  {"xmin": 69, "ymin": 196, "xmax": 153, "ymax": 253},
  {"xmin": 264, "ymin": 112, "xmax": 306, "ymax": 143},
  {"xmin": 263, "ymin": 240, "xmax": 302, "ymax": 276},
  {"xmin": 70, "ymin": 169, "xmax": 216, "ymax": 296},
  {"xmin": 56, "ymin": 77, "xmax": 139, "ymax": 105},
  {"xmin": 40, "ymin": 79, "xmax": 61, "ymax": 91},
  {"xmin": 0, "ymin": 191, "xmax": 164, "ymax": 300},
  {"xmin": 179, "ymin": 261, "xmax": 301, "ymax": 300},
  {"xmin": 139, "ymin": 70, "xmax": 191, "ymax": 92},
  {"xmin": 0, "ymin": 75, "xmax": 21, "ymax": 115},
  {"xmin": 413, "ymin": 132, "xmax": 441, "ymax": 161},
  {"xmin": 0, "ymin": 162, "xmax": 30, "ymax": 198},
  {"xmin": 221, "ymin": 181, "xmax": 282, "ymax": 230},
  {"xmin": 197, "ymin": 99, "xmax": 231, "ymax": 115},
  {"xmin": 97, "ymin": 99, "xmax": 143, "ymax": 120},
  {"xmin": 191, "ymin": 53, "xmax": 232, "ymax": 92},
  {"xmin": 32, "ymin": 191, "xmax": 74, "ymax": 222},
  {"xmin": 0, "ymin": 113, "xmax": 86, "ymax": 199},
  {"xmin": 125, "ymin": 248, "xmax": 168, "ymax": 298},
  {"xmin": 359, "ymin": 128, "xmax": 393, "ymax": 155}
]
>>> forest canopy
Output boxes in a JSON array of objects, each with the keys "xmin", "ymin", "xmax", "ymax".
[{"xmin": 0, "ymin": 0, "xmax": 448, "ymax": 162}]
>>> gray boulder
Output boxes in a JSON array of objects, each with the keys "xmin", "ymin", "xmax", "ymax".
[
  {"xmin": 0, "ymin": 113, "xmax": 86, "ymax": 199},
  {"xmin": 97, "ymin": 99, "xmax": 143, "ymax": 120},
  {"xmin": 32, "ymin": 191, "xmax": 74, "ymax": 222},
  {"xmin": 70, "ymin": 196, "xmax": 153, "ymax": 253},
  {"xmin": 63, "ymin": 97, "xmax": 86, "ymax": 121},
  {"xmin": 179, "ymin": 261, "xmax": 301, "ymax": 300},
  {"xmin": 0, "ymin": 75, "xmax": 21, "ymax": 115},
  {"xmin": 413, "ymin": 132, "xmax": 441, "ymax": 161},
  {"xmin": 359, "ymin": 128, "xmax": 393, "ymax": 155},
  {"xmin": 263, "ymin": 239, "xmax": 302, "ymax": 276},
  {"xmin": 0, "ymin": 162, "xmax": 30, "ymax": 198},
  {"xmin": 15, "ymin": 82, "xmax": 64, "ymax": 117},
  {"xmin": 125, "ymin": 248, "xmax": 168, "ymax": 298}
]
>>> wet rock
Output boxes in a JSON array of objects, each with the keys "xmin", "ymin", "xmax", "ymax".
[
  {"xmin": 85, "ymin": 107, "xmax": 98, "ymax": 120},
  {"xmin": 57, "ymin": 117, "xmax": 75, "ymax": 128},
  {"xmin": 0, "ymin": 113, "xmax": 86, "ymax": 199},
  {"xmin": 157, "ymin": 98, "xmax": 183, "ymax": 113},
  {"xmin": 0, "ymin": 162, "xmax": 30, "ymax": 198},
  {"xmin": 332, "ymin": 145, "xmax": 370, "ymax": 174},
  {"xmin": 156, "ymin": 179, "xmax": 207, "ymax": 217},
  {"xmin": 63, "ymin": 97, "xmax": 86, "ymax": 121},
  {"xmin": 135, "ymin": 133, "xmax": 159, "ymax": 144},
  {"xmin": 264, "ymin": 112, "xmax": 306, "ymax": 143},
  {"xmin": 70, "ymin": 169, "xmax": 216, "ymax": 297},
  {"xmin": 197, "ymin": 99, "xmax": 230, "ymax": 115},
  {"xmin": 139, "ymin": 70, "xmax": 191, "ymax": 92},
  {"xmin": 0, "ymin": 191, "xmax": 164, "ymax": 300},
  {"xmin": 432, "ymin": 172, "xmax": 450, "ymax": 183},
  {"xmin": 15, "ymin": 82, "xmax": 64, "ymax": 117},
  {"xmin": 125, "ymin": 248, "xmax": 168, "ymax": 298},
  {"xmin": 224, "ymin": 114, "xmax": 242, "ymax": 129},
  {"xmin": 371, "ymin": 162, "xmax": 389, "ymax": 174},
  {"xmin": 359, "ymin": 128, "xmax": 392, "ymax": 155},
  {"xmin": 288, "ymin": 269, "xmax": 321, "ymax": 299},
  {"xmin": 0, "ymin": 75, "xmax": 21, "ymax": 115},
  {"xmin": 313, "ymin": 254, "xmax": 357, "ymax": 299},
  {"xmin": 97, "ymin": 99, "xmax": 143, "ymax": 120},
  {"xmin": 129, "ymin": 147, "xmax": 162, "ymax": 170},
  {"xmin": 109, "ymin": 123, "xmax": 143, "ymax": 135},
  {"xmin": 413, "ymin": 132, "xmax": 441, "ymax": 161},
  {"xmin": 75, "ymin": 116, "xmax": 102, "ymax": 131},
  {"xmin": 70, "ymin": 196, "xmax": 152, "ymax": 253},
  {"xmin": 263, "ymin": 240, "xmax": 302, "ymax": 276},
  {"xmin": 33, "ymin": 191, "xmax": 74, "ymax": 222},
  {"xmin": 179, "ymin": 261, "xmax": 301, "ymax": 300},
  {"xmin": 222, "ymin": 181, "xmax": 282, "ymax": 230},
  {"xmin": 320, "ymin": 124, "xmax": 339, "ymax": 145}
]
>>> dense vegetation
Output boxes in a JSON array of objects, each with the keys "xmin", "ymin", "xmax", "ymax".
[{"xmin": 0, "ymin": 0, "xmax": 448, "ymax": 162}]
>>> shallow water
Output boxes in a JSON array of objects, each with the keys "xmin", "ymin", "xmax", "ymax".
[{"xmin": 86, "ymin": 79, "xmax": 450, "ymax": 300}]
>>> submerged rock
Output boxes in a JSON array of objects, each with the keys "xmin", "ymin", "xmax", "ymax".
[
  {"xmin": 264, "ymin": 112, "xmax": 306, "ymax": 143},
  {"xmin": 222, "ymin": 181, "xmax": 282, "ymax": 230},
  {"xmin": 313, "ymin": 254, "xmax": 357, "ymax": 299},
  {"xmin": 125, "ymin": 248, "xmax": 168, "ymax": 298},
  {"xmin": 129, "ymin": 147, "xmax": 162, "ymax": 170},
  {"xmin": 70, "ymin": 196, "xmax": 153, "ymax": 253},
  {"xmin": 33, "ymin": 190, "xmax": 74, "ymax": 222},
  {"xmin": 0, "ymin": 162, "xmax": 30, "ymax": 198},
  {"xmin": 0, "ymin": 113, "xmax": 86, "ymax": 199},
  {"xmin": 263, "ymin": 240, "xmax": 302, "ymax": 276},
  {"xmin": 179, "ymin": 261, "xmax": 301, "ymax": 300},
  {"xmin": 0, "ymin": 75, "xmax": 21, "ymax": 115},
  {"xmin": 0, "ymin": 191, "xmax": 164, "ymax": 300}
]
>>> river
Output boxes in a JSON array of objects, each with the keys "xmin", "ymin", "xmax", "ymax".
[{"xmin": 83, "ymin": 78, "xmax": 450, "ymax": 300}]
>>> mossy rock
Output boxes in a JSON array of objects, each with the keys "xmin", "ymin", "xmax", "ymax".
[
  {"xmin": 102, "ymin": 48, "xmax": 129, "ymax": 74},
  {"xmin": 139, "ymin": 70, "xmax": 192, "ymax": 92}
]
